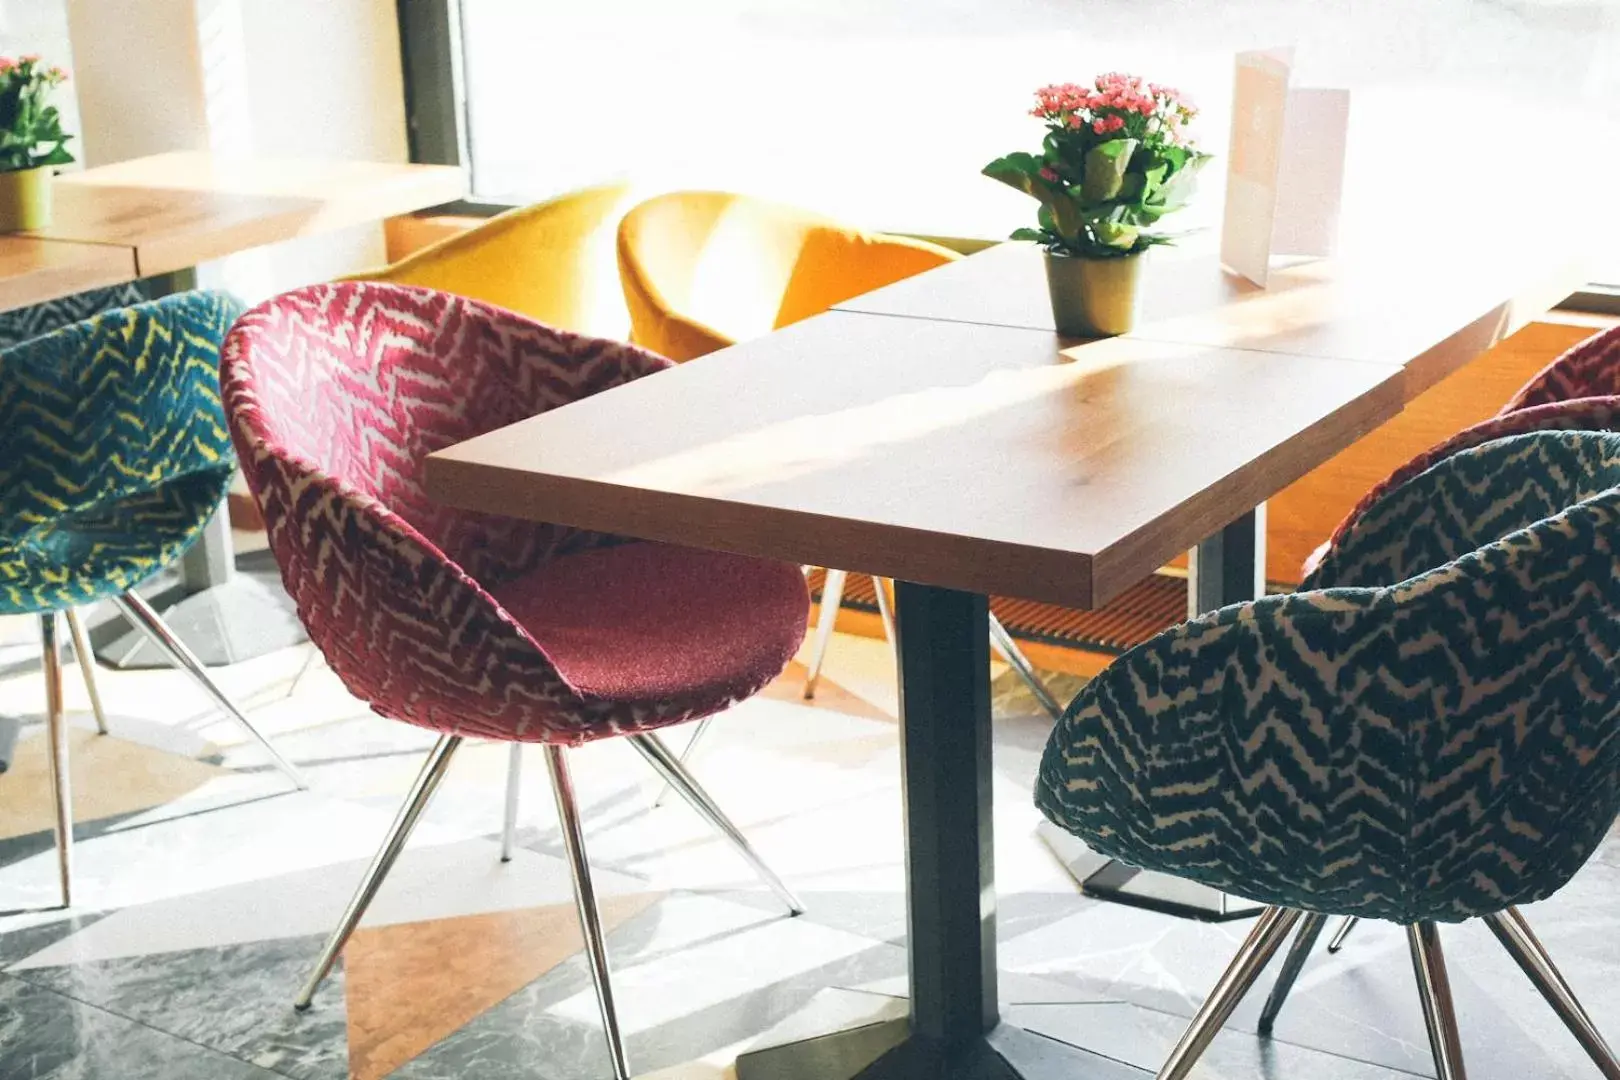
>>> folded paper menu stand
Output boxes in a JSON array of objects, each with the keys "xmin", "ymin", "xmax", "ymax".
[{"xmin": 1221, "ymin": 47, "xmax": 1350, "ymax": 286}]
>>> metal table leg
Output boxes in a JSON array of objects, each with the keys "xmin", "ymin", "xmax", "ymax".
[
  {"xmin": 1037, "ymin": 507, "xmax": 1267, "ymax": 922},
  {"xmin": 735, "ymin": 583, "xmax": 1145, "ymax": 1080}
]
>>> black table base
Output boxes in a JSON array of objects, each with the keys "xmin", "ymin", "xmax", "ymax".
[
  {"xmin": 738, "ymin": 1017, "xmax": 1144, "ymax": 1080},
  {"xmin": 736, "ymin": 583, "xmax": 1149, "ymax": 1080}
]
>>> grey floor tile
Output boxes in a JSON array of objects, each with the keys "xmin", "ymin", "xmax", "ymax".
[
  {"xmin": 0, "ymin": 973, "xmax": 287, "ymax": 1079},
  {"xmin": 17, "ymin": 935, "xmax": 348, "ymax": 1080},
  {"xmin": 393, "ymin": 896, "xmax": 908, "ymax": 1079}
]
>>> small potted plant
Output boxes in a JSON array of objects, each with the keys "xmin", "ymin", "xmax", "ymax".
[
  {"xmin": 0, "ymin": 55, "xmax": 73, "ymax": 231},
  {"xmin": 984, "ymin": 73, "xmax": 1210, "ymax": 336}
]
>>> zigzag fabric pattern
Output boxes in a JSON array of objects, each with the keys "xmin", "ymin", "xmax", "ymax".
[
  {"xmin": 0, "ymin": 290, "xmax": 243, "ymax": 615},
  {"xmin": 0, "ymin": 283, "xmax": 149, "ymax": 351},
  {"xmin": 1505, "ymin": 324, "xmax": 1620, "ymax": 412},
  {"xmin": 1037, "ymin": 430, "xmax": 1620, "ymax": 923},
  {"xmin": 222, "ymin": 281, "xmax": 808, "ymax": 747},
  {"xmin": 1301, "ymin": 325, "xmax": 1620, "ymax": 579}
]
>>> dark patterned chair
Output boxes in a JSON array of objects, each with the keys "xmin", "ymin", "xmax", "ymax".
[
  {"xmin": 1037, "ymin": 430, "xmax": 1620, "ymax": 1080},
  {"xmin": 0, "ymin": 282, "xmax": 148, "ymax": 349},
  {"xmin": 0, "ymin": 290, "xmax": 306, "ymax": 908},
  {"xmin": 221, "ymin": 281, "xmax": 809, "ymax": 1079},
  {"xmin": 1302, "ymin": 324, "xmax": 1620, "ymax": 956}
]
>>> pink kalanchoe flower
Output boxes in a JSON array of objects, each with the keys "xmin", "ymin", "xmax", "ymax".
[
  {"xmin": 1092, "ymin": 118, "xmax": 1108, "ymax": 134},
  {"xmin": 48, "ymin": 65, "xmax": 67, "ymax": 82},
  {"xmin": 1038, "ymin": 166, "xmax": 1060, "ymax": 182},
  {"xmin": 1068, "ymin": 112, "xmax": 1085, "ymax": 130},
  {"xmin": 19, "ymin": 53, "xmax": 39, "ymax": 64},
  {"xmin": 0, "ymin": 57, "xmax": 17, "ymax": 73}
]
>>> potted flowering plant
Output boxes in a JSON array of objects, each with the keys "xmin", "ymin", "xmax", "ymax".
[
  {"xmin": 984, "ymin": 73, "xmax": 1210, "ymax": 335},
  {"xmin": 0, "ymin": 55, "xmax": 73, "ymax": 231}
]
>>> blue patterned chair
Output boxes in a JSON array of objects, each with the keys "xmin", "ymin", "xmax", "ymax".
[
  {"xmin": 1037, "ymin": 430, "xmax": 1620, "ymax": 1080},
  {"xmin": 1, "ymin": 289, "xmax": 305, "ymax": 907}
]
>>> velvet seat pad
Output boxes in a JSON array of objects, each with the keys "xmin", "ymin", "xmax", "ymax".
[{"xmin": 494, "ymin": 541, "xmax": 808, "ymax": 708}]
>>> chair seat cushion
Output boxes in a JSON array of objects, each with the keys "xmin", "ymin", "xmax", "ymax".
[{"xmin": 492, "ymin": 541, "xmax": 808, "ymax": 708}]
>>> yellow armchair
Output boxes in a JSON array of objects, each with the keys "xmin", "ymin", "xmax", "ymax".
[
  {"xmin": 615, "ymin": 190, "xmax": 959, "ymax": 362},
  {"xmin": 346, "ymin": 183, "xmax": 636, "ymax": 340},
  {"xmin": 615, "ymin": 191, "xmax": 1061, "ymax": 720}
]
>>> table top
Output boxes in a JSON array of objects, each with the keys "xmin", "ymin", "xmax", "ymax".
[
  {"xmin": 0, "ymin": 235, "xmax": 137, "ymax": 313},
  {"xmin": 835, "ymin": 241, "xmax": 1587, "ymax": 399},
  {"xmin": 16, "ymin": 152, "xmax": 465, "ymax": 278},
  {"xmin": 428, "ymin": 310, "xmax": 1404, "ymax": 608}
]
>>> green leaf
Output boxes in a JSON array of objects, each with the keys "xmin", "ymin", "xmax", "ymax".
[
  {"xmin": 34, "ymin": 142, "xmax": 73, "ymax": 167},
  {"xmin": 983, "ymin": 152, "xmax": 1086, "ymax": 245},
  {"xmin": 1080, "ymin": 138, "xmax": 1138, "ymax": 204},
  {"xmin": 1144, "ymin": 160, "xmax": 1202, "ymax": 216},
  {"xmin": 1092, "ymin": 218, "xmax": 1140, "ymax": 249},
  {"xmin": 1009, "ymin": 227, "xmax": 1046, "ymax": 242}
]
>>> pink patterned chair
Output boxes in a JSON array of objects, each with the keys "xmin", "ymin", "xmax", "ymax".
[
  {"xmin": 1295, "ymin": 323, "xmax": 1620, "ymax": 960},
  {"xmin": 1302, "ymin": 325, "xmax": 1620, "ymax": 581},
  {"xmin": 221, "ymin": 282, "xmax": 808, "ymax": 1079}
]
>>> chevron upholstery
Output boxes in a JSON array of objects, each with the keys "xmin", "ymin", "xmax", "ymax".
[
  {"xmin": 1301, "ymin": 324, "xmax": 1620, "ymax": 579},
  {"xmin": 1, "ymin": 290, "xmax": 243, "ymax": 615},
  {"xmin": 1504, "ymin": 323, "xmax": 1620, "ymax": 412},
  {"xmin": 1037, "ymin": 430, "xmax": 1620, "ymax": 923},
  {"xmin": 0, "ymin": 283, "xmax": 148, "ymax": 350},
  {"xmin": 221, "ymin": 281, "xmax": 809, "ymax": 747}
]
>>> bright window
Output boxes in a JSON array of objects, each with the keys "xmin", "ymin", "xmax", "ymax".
[{"xmin": 457, "ymin": 0, "xmax": 1620, "ymax": 285}]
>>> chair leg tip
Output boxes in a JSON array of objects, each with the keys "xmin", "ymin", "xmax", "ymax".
[{"xmin": 293, "ymin": 1000, "xmax": 313, "ymax": 1013}]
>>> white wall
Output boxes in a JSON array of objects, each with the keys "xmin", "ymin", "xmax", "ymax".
[{"xmin": 60, "ymin": 0, "xmax": 409, "ymax": 298}]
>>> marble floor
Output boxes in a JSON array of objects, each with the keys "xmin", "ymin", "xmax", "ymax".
[{"xmin": 3, "ymin": 596, "xmax": 1620, "ymax": 1079}]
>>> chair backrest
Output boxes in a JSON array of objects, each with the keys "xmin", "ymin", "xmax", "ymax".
[
  {"xmin": 616, "ymin": 190, "xmax": 958, "ymax": 361},
  {"xmin": 0, "ymin": 282, "xmax": 149, "ymax": 350},
  {"xmin": 222, "ymin": 281, "xmax": 669, "ymax": 586},
  {"xmin": 1303, "ymin": 396, "xmax": 1620, "ymax": 584},
  {"xmin": 1040, "ymin": 429, "xmax": 1620, "ymax": 922},
  {"xmin": 347, "ymin": 184, "xmax": 635, "ymax": 340},
  {"xmin": 0, "ymin": 289, "xmax": 242, "ymax": 538},
  {"xmin": 221, "ymin": 281, "xmax": 675, "ymax": 742},
  {"xmin": 1502, "ymin": 324, "xmax": 1620, "ymax": 412}
]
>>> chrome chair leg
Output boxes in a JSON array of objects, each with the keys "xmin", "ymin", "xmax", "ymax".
[
  {"xmin": 500, "ymin": 742, "xmax": 523, "ymax": 862},
  {"xmin": 1408, "ymin": 922, "xmax": 1468, "ymax": 1080},
  {"xmin": 1485, "ymin": 908, "xmax": 1620, "ymax": 1078},
  {"xmin": 546, "ymin": 745, "xmax": 631, "ymax": 1080},
  {"xmin": 1256, "ymin": 911, "xmax": 1327, "ymax": 1034},
  {"xmin": 987, "ymin": 612, "xmax": 1062, "ymax": 721},
  {"xmin": 802, "ymin": 568, "xmax": 847, "ymax": 700},
  {"xmin": 1157, "ymin": 906, "xmax": 1303, "ymax": 1080},
  {"xmin": 113, "ymin": 592, "xmax": 308, "ymax": 789},
  {"xmin": 872, "ymin": 575, "xmax": 896, "ymax": 644},
  {"xmin": 293, "ymin": 734, "xmax": 461, "ymax": 1010},
  {"xmin": 1327, "ymin": 915, "xmax": 1358, "ymax": 953},
  {"xmin": 40, "ymin": 614, "xmax": 74, "ymax": 908},
  {"xmin": 651, "ymin": 715, "xmax": 714, "ymax": 809},
  {"xmin": 628, "ymin": 732, "xmax": 804, "ymax": 914},
  {"xmin": 63, "ymin": 609, "xmax": 109, "ymax": 736}
]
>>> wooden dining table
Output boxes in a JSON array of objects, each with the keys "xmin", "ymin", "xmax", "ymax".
[{"xmin": 424, "ymin": 235, "xmax": 1585, "ymax": 1079}]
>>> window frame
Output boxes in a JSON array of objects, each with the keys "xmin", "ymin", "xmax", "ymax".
[{"xmin": 397, "ymin": 0, "xmax": 1617, "ymax": 309}]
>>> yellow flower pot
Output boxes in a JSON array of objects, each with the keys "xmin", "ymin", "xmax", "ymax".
[
  {"xmin": 1043, "ymin": 249, "xmax": 1145, "ymax": 337},
  {"xmin": 0, "ymin": 165, "xmax": 54, "ymax": 231}
]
